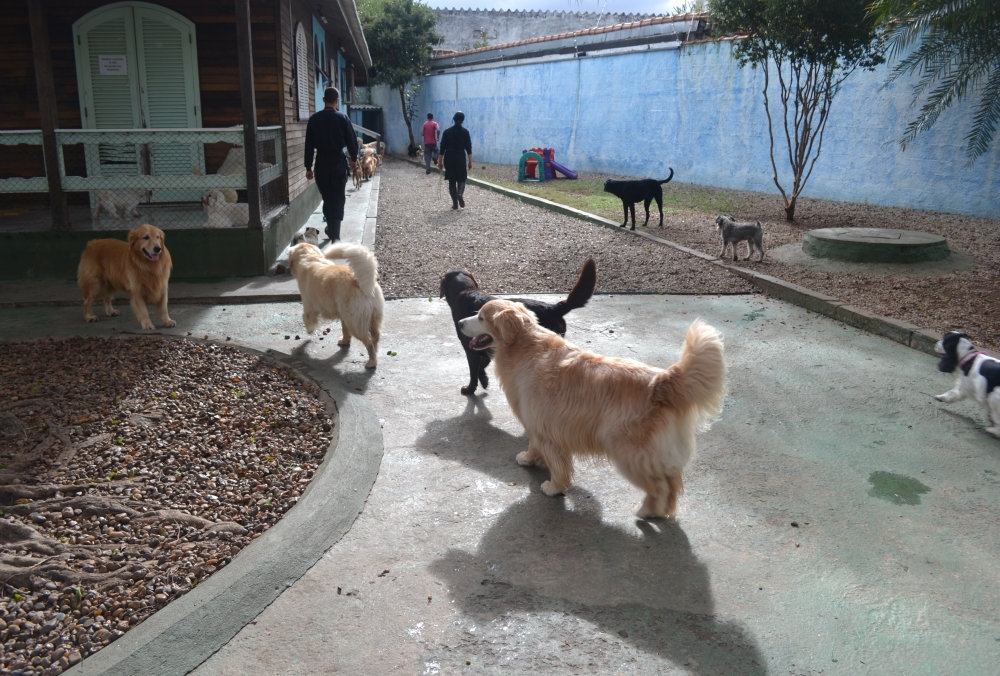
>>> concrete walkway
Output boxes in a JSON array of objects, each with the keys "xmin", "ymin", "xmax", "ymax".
[
  {"xmin": 0, "ymin": 174, "xmax": 378, "ymax": 308},
  {"xmin": 3, "ymin": 292, "xmax": 998, "ymax": 675}
]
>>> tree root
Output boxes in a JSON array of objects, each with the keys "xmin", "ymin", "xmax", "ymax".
[
  {"xmin": 0, "ymin": 559, "xmax": 139, "ymax": 591},
  {"xmin": 0, "ymin": 520, "xmax": 61, "ymax": 556},
  {"xmin": 135, "ymin": 510, "xmax": 245, "ymax": 534},
  {"xmin": 0, "ymin": 479, "xmax": 142, "ymax": 508}
]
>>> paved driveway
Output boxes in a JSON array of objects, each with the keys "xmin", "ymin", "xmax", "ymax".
[{"xmin": 2, "ymin": 293, "xmax": 997, "ymax": 675}]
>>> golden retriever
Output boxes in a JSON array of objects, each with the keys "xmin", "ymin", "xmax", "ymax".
[
  {"xmin": 288, "ymin": 242, "xmax": 385, "ymax": 369},
  {"xmin": 78, "ymin": 223, "xmax": 175, "ymax": 330},
  {"xmin": 459, "ymin": 300, "xmax": 725, "ymax": 518},
  {"xmin": 352, "ymin": 161, "xmax": 364, "ymax": 190}
]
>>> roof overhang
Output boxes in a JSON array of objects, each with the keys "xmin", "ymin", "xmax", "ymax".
[
  {"xmin": 316, "ymin": 0, "xmax": 372, "ymax": 79},
  {"xmin": 431, "ymin": 14, "xmax": 706, "ymax": 73}
]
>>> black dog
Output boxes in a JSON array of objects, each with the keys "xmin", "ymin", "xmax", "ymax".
[
  {"xmin": 603, "ymin": 168, "xmax": 674, "ymax": 230},
  {"xmin": 440, "ymin": 258, "xmax": 598, "ymax": 395}
]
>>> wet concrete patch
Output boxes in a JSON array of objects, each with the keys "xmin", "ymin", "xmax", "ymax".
[{"xmin": 868, "ymin": 471, "xmax": 931, "ymax": 505}]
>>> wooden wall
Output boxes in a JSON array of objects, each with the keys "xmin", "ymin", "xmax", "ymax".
[
  {"xmin": 281, "ymin": 0, "xmax": 312, "ymax": 203},
  {"xmin": 1, "ymin": 0, "xmax": 367, "ymax": 210},
  {"xmin": 1, "ymin": 0, "xmax": 283, "ymax": 184}
]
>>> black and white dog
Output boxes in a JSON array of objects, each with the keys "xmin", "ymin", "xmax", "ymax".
[{"xmin": 935, "ymin": 331, "xmax": 1000, "ymax": 438}]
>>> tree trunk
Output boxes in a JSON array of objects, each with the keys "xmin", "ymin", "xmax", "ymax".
[
  {"xmin": 784, "ymin": 195, "xmax": 797, "ymax": 221},
  {"xmin": 398, "ymin": 87, "xmax": 415, "ymax": 151}
]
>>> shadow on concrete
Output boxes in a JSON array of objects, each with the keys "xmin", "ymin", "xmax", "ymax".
[
  {"xmin": 289, "ymin": 339, "xmax": 378, "ymax": 392},
  {"xmin": 418, "ymin": 399, "xmax": 766, "ymax": 673},
  {"xmin": 414, "ymin": 394, "xmax": 532, "ymax": 485},
  {"xmin": 429, "ymin": 492, "xmax": 766, "ymax": 674}
]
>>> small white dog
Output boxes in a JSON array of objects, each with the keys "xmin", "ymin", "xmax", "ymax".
[
  {"xmin": 291, "ymin": 227, "xmax": 321, "ymax": 246},
  {"xmin": 288, "ymin": 242, "xmax": 385, "ymax": 369},
  {"xmin": 92, "ymin": 190, "xmax": 148, "ymax": 222},
  {"xmin": 202, "ymin": 190, "xmax": 249, "ymax": 228},
  {"xmin": 935, "ymin": 331, "xmax": 1000, "ymax": 438}
]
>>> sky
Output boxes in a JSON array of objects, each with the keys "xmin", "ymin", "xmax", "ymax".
[{"xmin": 420, "ymin": 0, "xmax": 691, "ymax": 16}]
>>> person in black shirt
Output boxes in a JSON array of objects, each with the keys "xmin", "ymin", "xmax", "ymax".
[
  {"xmin": 437, "ymin": 111, "xmax": 473, "ymax": 210},
  {"xmin": 305, "ymin": 87, "xmax": 359, "ymax": 242}
]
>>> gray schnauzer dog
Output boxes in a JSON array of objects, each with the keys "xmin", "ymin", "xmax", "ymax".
[{"xmin": 715, "ymin": 215, "xmax": 764, "ymax": 261}]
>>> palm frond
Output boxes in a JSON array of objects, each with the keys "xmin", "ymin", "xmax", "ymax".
[{"xmin": 967, "ymin": 66, "xmax": 1000, "ymax": 160}]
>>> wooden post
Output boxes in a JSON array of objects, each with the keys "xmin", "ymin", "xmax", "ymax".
[
  {"xmin": 27, "ymin": 0, "xmax": 70, "ymax": 231},
  {"xmin": 235, "ymin": 0, "xmax": 262, "ymax": 229}
]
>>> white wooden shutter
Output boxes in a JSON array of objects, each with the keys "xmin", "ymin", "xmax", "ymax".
[
  {"xmin": 296, "ymin": 23, "xmax": 311, "ymax": 120},
  {"xmin": 73, "ymin": 3, "xmax": 205, "ymax": 204},
  {"xmin": 74, "ymin": 7, "xmax": 141, "ymax": 131},
  {"xmin": 133, "ymin": 5, "xmax": 203, "ymax": 201},
  {"xmin": 73, "ymin": 6, "xmax": 143, "ymax": 211}
]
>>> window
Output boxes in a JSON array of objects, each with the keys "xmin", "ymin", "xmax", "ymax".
[{"xmin": 295, "ymin": 22, "xmax": 310, "ymax": 120}]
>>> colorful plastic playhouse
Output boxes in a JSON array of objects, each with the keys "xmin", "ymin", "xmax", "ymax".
[{"xmin": 518, "ymin": 147, "xmax": 578, "ymax": 182}]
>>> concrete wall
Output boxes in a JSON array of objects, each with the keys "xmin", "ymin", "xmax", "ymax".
[
  {"xmin": 377, "ymin": 41, "xmax": 999, "ymax": 219},
  {"xmin": 433, "ymin": 9, "xmax": 653, "ymax": 53}
]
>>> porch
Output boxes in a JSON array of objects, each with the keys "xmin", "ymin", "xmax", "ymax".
[{"xmin": 0, "ymin": 126, "xmax": 286, "ymax": 233}]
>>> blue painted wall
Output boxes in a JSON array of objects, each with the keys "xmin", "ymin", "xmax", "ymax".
[{"xmin": 374, "ymin": 41, "xmax": 999, "ymax": 219}]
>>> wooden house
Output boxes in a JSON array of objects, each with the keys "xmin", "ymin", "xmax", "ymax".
[{"xmin": 0, "ymin": 0, "xmax": 371, "ymax": 280}]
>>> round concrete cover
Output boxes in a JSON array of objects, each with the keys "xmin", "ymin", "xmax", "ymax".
[{"xmin": 802, "ymin": 227, "xmax": 950, "ymax": 263}]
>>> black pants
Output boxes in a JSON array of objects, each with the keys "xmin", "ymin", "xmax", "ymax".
[
  {"xmin": 448, "ymin": 180, "xmax": 466, "ymax": 206},
  {"xmin": 314, "ymin": 162, "xmax": 348, "ymax": 239}
]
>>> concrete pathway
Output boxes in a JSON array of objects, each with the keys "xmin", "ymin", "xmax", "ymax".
[
  {"xmin": 0, "ymin": 174, "xmax": 378, "ymax": 308},
  {"xmin": 3, "ymin": 292, "xmax": 998, "ymax": 675}
]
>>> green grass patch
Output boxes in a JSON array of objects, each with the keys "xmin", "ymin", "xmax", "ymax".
[{"xmin": 470, "ymin": 171, "xmax": 742, "ymax": 222}]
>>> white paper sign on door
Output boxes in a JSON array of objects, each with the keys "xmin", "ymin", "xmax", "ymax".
[{"xmin": 98, "ymin": 55, "xmax": 128, "ymax": 76}]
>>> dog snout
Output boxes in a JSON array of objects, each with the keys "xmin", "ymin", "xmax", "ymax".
[{"xmin": 153, "ymin": 245, "xmax": 162, "ymax": 254}]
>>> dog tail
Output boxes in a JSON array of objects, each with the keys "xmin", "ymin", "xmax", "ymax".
[
  {"xmin": 659, "ymin": 168, "xmax": 674, "ymax": 185},
  {"xmin": 553, "ymin": 257, "xmax": 597, "ymax": 316},
  {"xmin": 651, "ymin": 320, "xmax": 725, "ymax": 431},
  {"xmin": 323, "ymin": 242, "xmax": 379, "ymax": 296}
]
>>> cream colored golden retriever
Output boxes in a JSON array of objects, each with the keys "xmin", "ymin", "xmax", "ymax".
[
  {"xmin": 78, "ymin": 224, "xmax": 175, "ymax": 330},
  {"xmin": 460, "ymin": 300, "xmax": 725, "ymax": 518},
  {"xmin": 288, "ymin": 242, "xmax": 385, "ymax": 369}
]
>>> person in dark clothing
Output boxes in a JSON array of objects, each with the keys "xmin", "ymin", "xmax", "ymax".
[
  {"xmin": 305, "ymin": 87, "xmax": 359, "ymax": 242},
  {"xmin": 437, "ymin": 111, "xmax": 473, "ymax": 210}
]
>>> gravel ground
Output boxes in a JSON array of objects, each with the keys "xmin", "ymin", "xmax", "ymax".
[
  {"xmin": 470, "ymin": 162, "xmax": 1000, "ymax": 347},
  {"xmin": 0, "ymin": 337, "xmax": 333, "ymax": 675},
  {"xmin": 374, "ymin": 159, "xmax": 754, "ymax": 297}
]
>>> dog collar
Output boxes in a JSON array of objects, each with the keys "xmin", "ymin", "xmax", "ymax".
[{"xmin": 958, "ymin": 351, "xmax": 987, "ymax": 368}]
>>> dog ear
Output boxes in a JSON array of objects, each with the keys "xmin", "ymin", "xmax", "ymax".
[
  {"xmin": 491, "ymin": 308, "xmax": 526, "ymax": 345},
  {"xmin": 937, "ymin": 333, "xmax": 961, "ymax": 373}
]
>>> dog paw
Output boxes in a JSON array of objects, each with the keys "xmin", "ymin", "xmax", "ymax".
[
  {"xmin": 337, "ymin": 340, "xmax": 351, "ymax": 347},
  {"xmin": 140, "ymin": 321, "xmax": 155, "ymax": 330},
  {"xmin": 986, "ymin": 427, "xmax": 1000, "ymax": 439},
  {"xmin": 365, "ymin": 360, "xmax": 378, "ymax": 370},
  {"xmin": 515, "ymin": 451, "xmax": 535, "ymax": 466},
  {"xmin": 162, "ymin": 319, "xmax": 176, "ymax": 328},
  {"xmin": 540, "ymin": 480, "xmax": 565, "ymax": 497},
  {"xmin": 108, "ymin": 308, "xmax": 120, "ymax": 317},
  {"xmin": 84, "ymin": 314, "xmax": 98, "ymax": 323},
  {"xmin": 635, "ymin": 505, "xmax": 661, "ymax": 520}
]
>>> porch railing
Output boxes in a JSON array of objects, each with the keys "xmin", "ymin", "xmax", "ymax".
[{"xmin": 0, "ymin": 127, "xmax": 285, "ymax": 230}]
